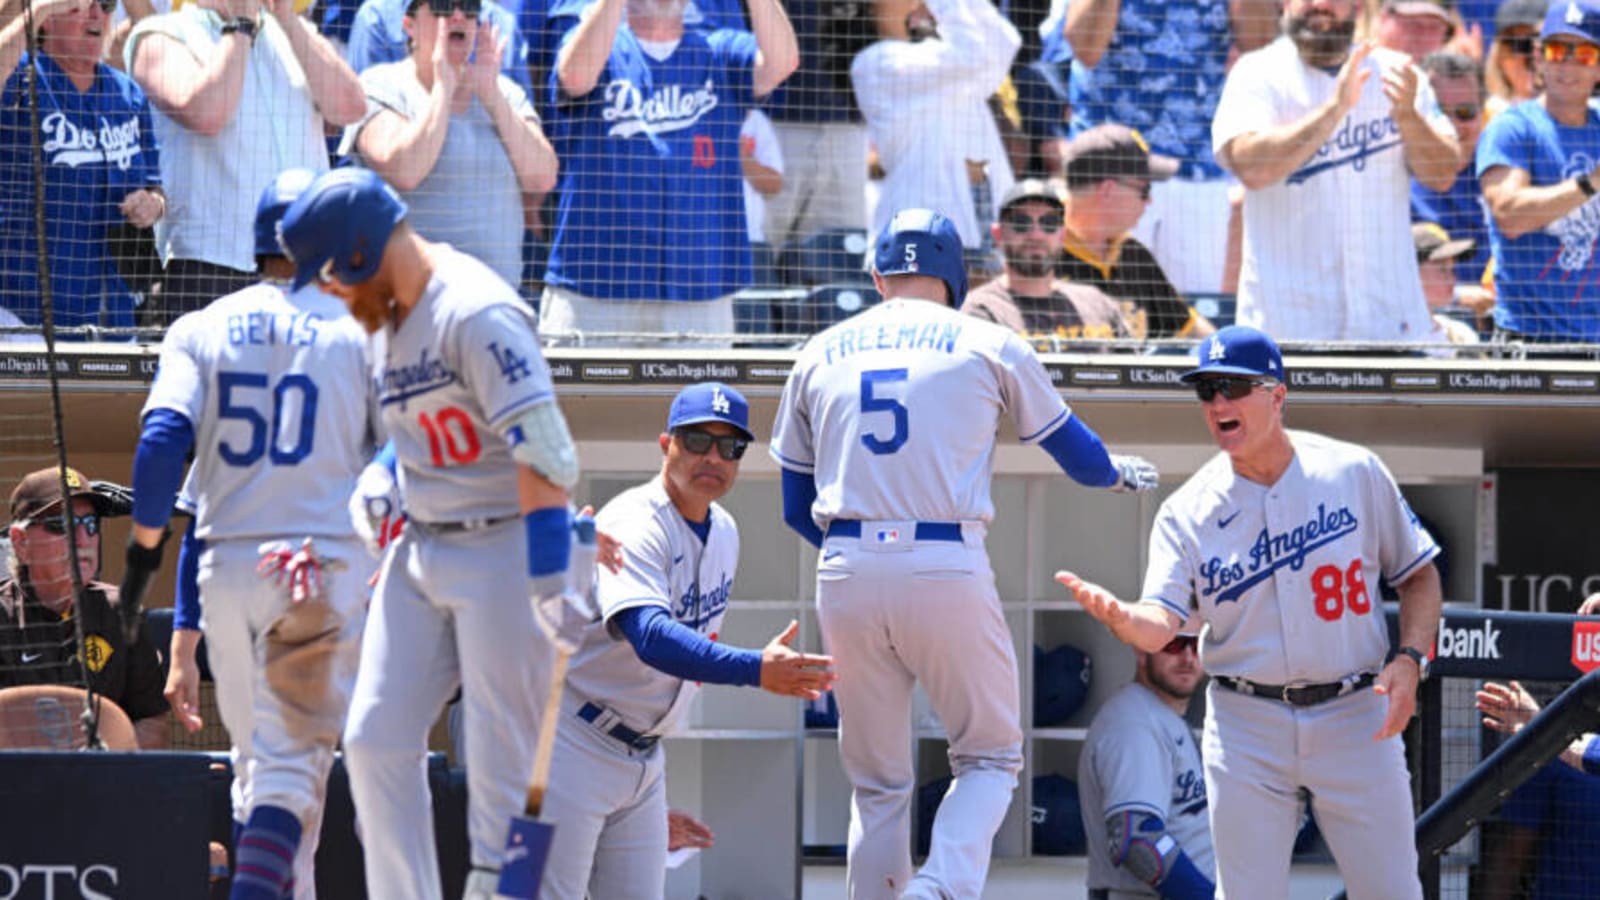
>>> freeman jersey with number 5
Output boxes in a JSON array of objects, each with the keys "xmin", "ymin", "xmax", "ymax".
[
  {"xmin": 565, "ymin": 478, "xmax": 739, "ymax": 735},
  {"xmin": 371, "ymin": 247, "xmax": 557, "ymax": 524},
  {"xmin": 769, "ymin": 298, "xmax": 1070, "ymax": 524},
  {"xmin": 1140, "ymin": 431, "xmax": 1438, "ymax": 685},
  {"xmin": 142, "ymin": 282, "xmax": 377, "ymax": 542}
]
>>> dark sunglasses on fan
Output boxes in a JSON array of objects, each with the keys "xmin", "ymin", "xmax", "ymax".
[
  {"xmin": 675, "ymin": 428, "xmax": 748, "ymax": 461},
  {"xmin": 26, "ymin": 513, "xmax": 99, "ymax": 537},
  {"xmin": 408, "ymin": 0, "xmax": 482, "ymax": 16},
  {"xmin": 1002, "ymin": 210, "xmax": 1064, "ymax": 234}
]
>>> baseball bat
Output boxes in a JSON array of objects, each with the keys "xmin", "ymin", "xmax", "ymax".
[{"xmin": 497, "ymin": 516, "xmax": 597, "ymax": 899}]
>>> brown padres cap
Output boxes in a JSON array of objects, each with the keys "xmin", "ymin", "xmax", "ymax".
[
  {"xmin": 9, "ymin": 467, "xmax": 105, "ymax": 522},
  {"xmin": 1062, "ymin": 125, "xmax": 1180, "ymax": 188}
]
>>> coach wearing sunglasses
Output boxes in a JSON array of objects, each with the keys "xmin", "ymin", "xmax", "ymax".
[
  {"xmin": 0, "ymin": 467, "xmax": 170, "ymax": 749},
  {"xmin": 1058, "ymin": 325, "xmax": 1443, "ymax": 898},
  {"xmin": 538, "ymin": 382, "xmax": 834, "ymax": 899},
  {"xmin": 1477, "ymin": 0, "xmax": 1600, "ymax": 343}
]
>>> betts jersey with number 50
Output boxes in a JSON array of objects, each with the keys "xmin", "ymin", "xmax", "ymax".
[
  {"xmin": 371, "ymin": 247, "xmax": 557, "ymax": 524},
  {"xmin": 1140, "ymin": 431, "xmax": 1438, "ymax": 685}
]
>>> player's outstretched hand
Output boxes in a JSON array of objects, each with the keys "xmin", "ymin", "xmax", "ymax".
[
  {"xmin": 1371, "ymin": 657, "xmax": 1419, "ymax": 740},
  {"xmin": 164, "ymin": 632, "xmax": 205, "ymax": 733},
  {"xmin": 1054, "ymin": 571, "xmax": 1132, "ymax": 631},
  {"xmin": 1108, "ymin": 454, "xmax": 1159, "ymax": 493},
  {"xmin": 1476, "ymin": 679, "xmax": 1539, "ymax": 735},
  {"xmin": 667, "ymin": 809, "xmax": 715, "ymax": 851},
  {"xmin": 760, "ymin": 619, "xmax": 836, "ymax": 700}
]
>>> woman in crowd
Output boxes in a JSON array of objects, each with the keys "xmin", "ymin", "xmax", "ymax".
[
  {"xmin": 0, "ymin": 0, "xmax": 163, "ymax": 336},
  {"xmin": 340, "ymin": 0, "xmax": 556, "ymax": 288}
]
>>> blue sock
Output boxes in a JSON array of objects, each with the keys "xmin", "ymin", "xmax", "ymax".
[{"xmin": 229, "ymin": 806, "xmax": 301, "ymax": 900}]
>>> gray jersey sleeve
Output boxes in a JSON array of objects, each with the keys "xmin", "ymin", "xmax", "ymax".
[
  {"xmin": 142, "ymin": 314, "xmax": 206, "ymax": 425},
  {"xmin": 995, "ymin": 331, "xmax": 1071, "ymax": 443},
  {"xmin": 1363, "ymin": 452, "xmax": 1440, "ymax": 586},
  {"xmin": 1090, "ymin": 715, "xmax": 1176, "ymax": 819},
  {"xmin": 768, "ymin": 351, "xmax": 816, "ymax": 473},
  {"xmin": 595, "ymin": 503, "xmax": 674, "ymax": 627},
  {"xmin": 449, "ymin": 301, "xmax": 557, "ymax": 435},
  {"xmin": 1141, "ymin": 502, "xmax": 1198, "ymax": 623}
]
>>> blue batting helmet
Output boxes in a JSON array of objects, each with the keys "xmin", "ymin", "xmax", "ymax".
[
  {"xmin": 253, "ymin": 168, "xmax": 318, "ymax": 258},
  {"xmin": 873, "ymin": 208, "xmax": 967, "ymax": 304},
  {"xmin": 278, "ymin": 167, "xmax": 408, "ymax": 290},
  {"xmin": 1034, "ymin": 643, "xmax": 1092, "ymax": 727}
]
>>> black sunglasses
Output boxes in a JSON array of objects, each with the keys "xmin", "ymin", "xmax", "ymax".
[
  {"xmin": 1499, "ymin": 33, "xmax": 1534, "ymax": 57},
  {"xmin": 1193, "ymin": 376, "xmax": 1274, "ymax": 403},
  {"xmin": 28, "ymin": 513, "xmax": 99, "ymax": 537},
  {"xmin": 1002, "ymin": 210, "xmax": 1063, "ymax": 234},
  {"xmin": 1160, "ymin": 634, "xmax": 1198, "ymax": 655},
  {"xmin": 411, "ymin": 0, "xmax": 481, "ymax": 16},
  {"xmin": 1117, "ymin": 178, "xmax": 1152, "ymax": 201},
  {"xmin": 1442, "ymin": 103, "xmax": 1480, "ymax": 122},
  {"xmin": 675, "ymin": 428, "xmax": 748, "ymax": 461}
]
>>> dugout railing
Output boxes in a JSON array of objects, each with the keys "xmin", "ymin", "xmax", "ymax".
[{"xmin": 1369, "ymin": 606, "xmax": 1600, "ymax": 900}]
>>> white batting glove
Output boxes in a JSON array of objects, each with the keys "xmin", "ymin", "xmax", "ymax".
[
  {"xmin": 349, "ymin": 460, "xmax": 400, "ymax": 558},
  {"xmin": 1108, "ymin": 454, "xmax": 1159, "ymax": 493}
]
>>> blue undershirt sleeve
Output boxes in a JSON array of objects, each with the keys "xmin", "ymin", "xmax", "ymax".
[
  {"xmin": 131, "ymin": 408, "xmax": 195, "ymax": 528},
  {"xmin": 173, "ymin": 518, "xmax": 203, "ymax": 631},
  {"xmin": 1039, "ymin": 415, "xmax": 1117, "ymax": 488},
  {"xmin": 780, "ymin": 468, "xmax": 824, "ymax": 548},
  {"xmin": 373, "ymin": 440, "xmax": 397, "ymax": 475},
  {"xmin": 614, "ymin": 605, "xmax": 762, "ymax": 687},
  {"xmin": 1157, "ymin": 851, "xmax": 1216, "ymax": 900}
]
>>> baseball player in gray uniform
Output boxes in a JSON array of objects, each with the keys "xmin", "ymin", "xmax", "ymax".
[
  {"xmin": 1057, "ymin": 325, "xmax": 1443, "ymax": 900},
  {"xmin": 770, "ymin": 208, "xmax": 1159, "ymax": 900},
  {"xmin": 276, "ymin": 167, "xmax": 582, "ymax": 900},
  {"xmin": 540, "ymin": 382, "xmax": 835, "ymax": 900},
  {"xmin": 123, "ymin": 167, "xmax": 377, "ymax": 900},
  {"xmin": 1078, "ymin": 631, "xmax": 1214, "ymax": 899}
]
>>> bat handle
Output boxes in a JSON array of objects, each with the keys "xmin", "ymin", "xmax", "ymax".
[{"xmin": 524, "ymin": 645, "xmax": 571, "ymax": 818}]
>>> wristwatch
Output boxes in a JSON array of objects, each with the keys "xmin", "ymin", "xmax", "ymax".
[
  {"xmin": 220, "ymin": 16, "xmax": 258, "ymax": 44},
  {"xmin": 1577, "ymin": 172, "xmax": 1597, "ymax": 198},
  {"xmin": 1395, "ymin": 645, "xmax": 1430, "ymax": 681}
]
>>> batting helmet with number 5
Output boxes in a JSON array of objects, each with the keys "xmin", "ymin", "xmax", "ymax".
[{"xmin": 873, "ymin": 208, "xmax": 967, "ymax": 306}]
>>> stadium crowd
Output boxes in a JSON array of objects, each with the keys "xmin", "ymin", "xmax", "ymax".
[{"xmin": 0, "ymin": 0, "xmax": 1594, "ymax": 347}]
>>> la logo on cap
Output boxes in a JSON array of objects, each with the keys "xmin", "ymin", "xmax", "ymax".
[
  {"xmin": 1571, "ymin": 1, "xmax": 1585, "ymax": 24},
  {"xmin": 711, "ymin": 386, "xmax": 730, "ymax": 415},
  {"xmin": 1208, "ymin": 337, "xmax": 1227, "ymax": 362}
]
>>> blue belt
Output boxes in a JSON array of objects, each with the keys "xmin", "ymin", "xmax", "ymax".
[
  {"xmin": 577, "ymin": 702, "xmax": 659, "ymax": 751},
  {"xmin": 826, "ymin": 520, "xmax": 963, "ymax": 542}
]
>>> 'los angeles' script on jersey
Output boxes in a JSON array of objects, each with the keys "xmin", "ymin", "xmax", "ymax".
[
  {"xmin": 41, "ymin": 111, "xmax": 144, "ymax": 170},
  {"xmin": 822, "ymin": 321, "xmax": 962, "ymax": 365},
  {"xmin": 675, "ymin": 573, "xmax": 732, "ymax": 633},
  {"xmin": 377, "ymin": 349, "xmax": 457, "ymax": 405},
  {"xmin": 603, "ymin": 78, "xmax": 720, "ymax": 139},
  {"xmin": 1200, "ymin": 502, "xmax": 1359, "ymax": 604}
]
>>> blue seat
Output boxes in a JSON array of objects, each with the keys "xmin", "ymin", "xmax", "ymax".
[
  {"xmin": 778, "ymin": 228, "xmax": 874, "ymax": 287},
  {"xmin": 1189, "ymin": 292, "xmax": 1237, "ymax": 328},
  {"xmin": 777, "ymin": 283, "xmax": 882, "ymax": 335}
]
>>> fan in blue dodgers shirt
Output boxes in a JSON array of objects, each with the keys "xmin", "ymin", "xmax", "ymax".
[
  {"xmin": 0, "ymin": 0, "xmax": 163, "ymax": 335},
  {"xmin": 539, "ymin": 0, "xmax": 797, "ymax": 347}
]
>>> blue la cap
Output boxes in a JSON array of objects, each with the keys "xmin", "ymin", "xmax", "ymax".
[
  {"xmin": 1543, "ymin": 0, "xmax": 1600, "ymax": 42},
  {"xmin": 1180, "ymin": 325, "xmax": 1285, "ymax": 383},
  {"xmin": 667, "ymin": 382, "xmax": 754, "ymax": 441}
]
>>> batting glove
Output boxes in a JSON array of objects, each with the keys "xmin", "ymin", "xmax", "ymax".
[
  {"xmin": 349, "ymin": 460, "xmax": 401, "ymax": 559},
  {"xmin": 1108, "ymin": 454, "xmax": 1159, "ymax": 493}
]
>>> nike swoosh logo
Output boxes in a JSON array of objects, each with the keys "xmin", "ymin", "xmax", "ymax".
[
  {"xmin": 673, "ymin": 554, "xmax": 684, "ymax": 565},
  {"xmin": 20, "ymin": 652, "xmax": 43, "ymax": 663},
  {"xmin": 1218, "ymin": 511, "xmax": 1241, "ymax": 529},
  {"xmin": 1176, "ymin": 735, "xmax": 1185, "ymax": 746}
]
